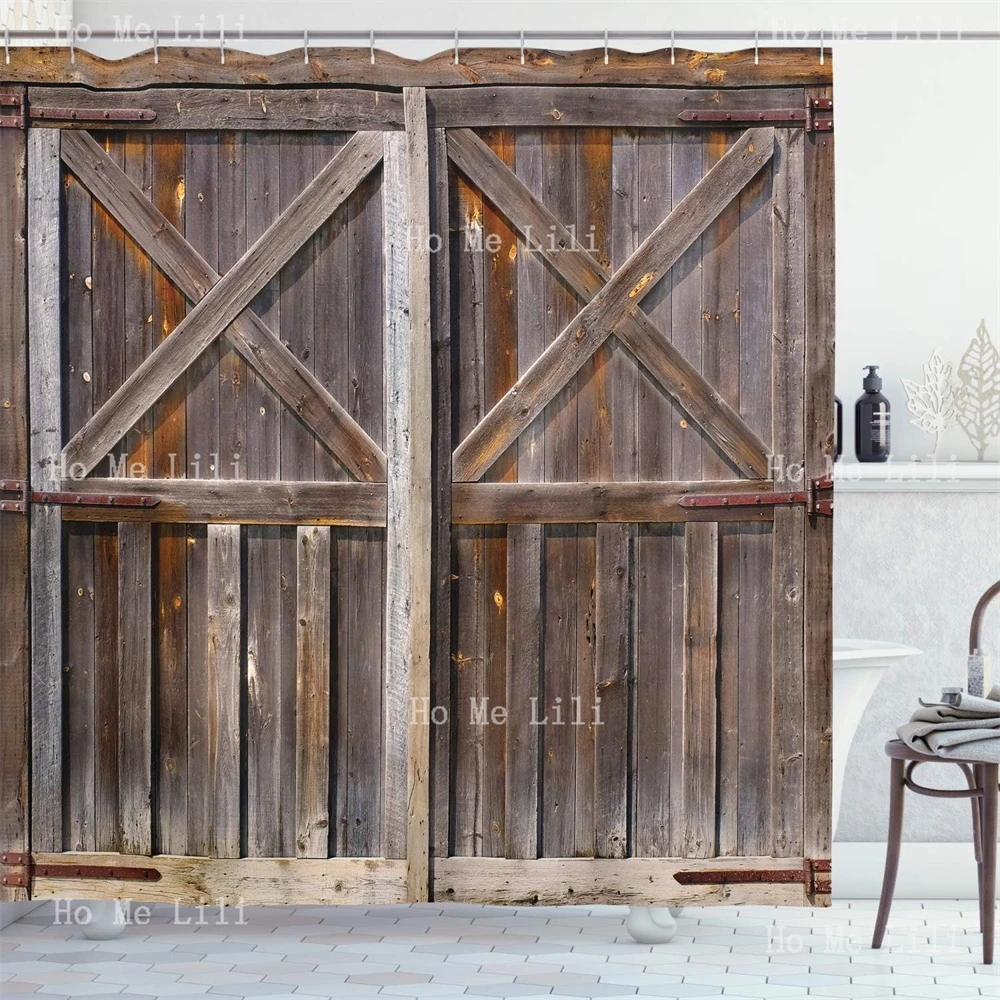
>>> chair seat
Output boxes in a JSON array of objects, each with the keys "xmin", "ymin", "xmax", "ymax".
[{"xmin": 884, "ymin": 738, "xmax": 984, "ymax": 766}]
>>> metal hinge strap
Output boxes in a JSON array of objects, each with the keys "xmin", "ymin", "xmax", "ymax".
[
  {"xmin": 0, "ymin": 92, "xmax": 24, "ymax": 129},
  {"xmin": 678, "ymin": 475, "xmax": 833, "ymax": 517},
  {"xmin": 1, "ymin": 851, "xmax": 162, "ymax": 887},
  {"xmin": 678, "ymin": 96, "xmax": 833, "ymax": 132},
  {"xmin": 674, "ymin": 858, "xmax": 832, "ymax": 895},
  {"xmin": 0, "ymin": 93, "xmax": 157, "ymax": 128},
  {"xmin": 0, "ymin": 480, "xmax": 160, "ymax": 512}
]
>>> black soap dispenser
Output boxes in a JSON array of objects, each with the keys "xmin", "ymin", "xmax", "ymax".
[{"xmin": 854, "ymin": 365, "xmax": 891, "ymax": 463}]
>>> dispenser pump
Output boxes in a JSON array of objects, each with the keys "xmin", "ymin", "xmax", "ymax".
[{"xmin": 862, "ymin": 365, "xmax": 882, "ymax": 392}]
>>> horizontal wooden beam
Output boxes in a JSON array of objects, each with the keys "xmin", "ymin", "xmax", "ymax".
[
  {"xmin": 28, "ymin": 852, "xmax": 407, "ymax": 906},
  {"xmin": 428, "ymin": 86, "xmax": 806, "ymax": 127},
  {"xmin": 27, "ymin": 87, "xmax": 405, "ymax": 130},
  {"xmin": 57, "ymin": 479, "xmax": 387, "ymax": 526},
  {"xmin": 432, "ymin": 857, "xmax": 811, "ymax": 906},
  {"xmin": 452, "ymin": 481, "xmax": 774, "ymax": 524},
  {"xmin": 2, "ymin": 47, "xmax": 833, "ymax": 89}
]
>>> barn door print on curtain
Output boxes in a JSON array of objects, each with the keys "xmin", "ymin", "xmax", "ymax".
[
  {"xmin": 6, "ymin": 86, "xmax": 431, "ymax": 906},
  {"xmin": 431, "ymin": 86, "xmax": 834, "ymax": 906}
]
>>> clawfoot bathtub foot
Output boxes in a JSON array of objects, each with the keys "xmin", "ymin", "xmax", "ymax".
[
  {"xmin": 80, "ymin": 899, "xmax": 127, "ymax": 940},
  {"xmin": 624, "ymin": 906, "xmax": 678, "ymax": 944}
]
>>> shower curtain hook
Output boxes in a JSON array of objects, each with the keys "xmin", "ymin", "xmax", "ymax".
[
  {"xmin": 670, "ymin": 29, "xmax": 675, "ymax": 65},
  {"xmin": 754, "ymin": 29, "xmax": 759, "ymax": 65},
  {"xmin": 819, "ymin": 28, "xmax": 824, "ymax": 65},
  {"xmin": 604, "ymin": 28, "xmax": 609, "ymax": 65},
  {"xmin": 303, "ymin": 29, "xmax": 309, "ymax": 64},
  {"xmin": 520, "ymin": 29, "xmax": 525, "ymax": 65},
  {"xmin": 219, "ymin": 28, "xmax": 225, "ymax": 64},
  {"xmin": 153, "ymin": 27, "xmax": 159, "ymax": 64},
  {"xmin": 370, "ymin": 29, "xmax": 375, "ymax": 65},
  {"xmin": 454, "ymin": 29, "xmax": 459, "ymax": 65}
]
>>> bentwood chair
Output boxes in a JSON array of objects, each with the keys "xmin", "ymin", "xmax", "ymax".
[{"xmin": 872, "ymin": 581, "xmax": 1000, "ymax": 965}]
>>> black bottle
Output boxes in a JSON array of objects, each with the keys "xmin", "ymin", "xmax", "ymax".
[
  {"xmin": 854, "ymin": 365, "xmax": 891, "ymax": 463},
  {"xmin": 834, "ymin": 396, "xmax": 843, "ymax": 462}
]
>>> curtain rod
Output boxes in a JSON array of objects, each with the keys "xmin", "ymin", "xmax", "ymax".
[{"xmin": 3, "ymin": 28, "xmax": 999, "ymax": 43}]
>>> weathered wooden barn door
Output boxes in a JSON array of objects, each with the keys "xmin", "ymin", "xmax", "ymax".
[
  {"xmin": 1, "ymin": 85, "xmax": 431, "ymax": 905},
  {"xmin": 430, "ymin": 83, "xmax": 834, "ymax": 905}
]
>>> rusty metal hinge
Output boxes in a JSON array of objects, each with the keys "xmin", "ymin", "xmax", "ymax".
[
  {"xmin": 678, "ymin": 96, "xmax": 833, "ymax": 132},
  {"xmin": 674, "ymin": 858, "xmax": 831, "ymax": 896},
  {"xmin": 0, "ymin": 94, "xmax": 156, "ymax": 129},
  {"xmin": 2, "ymin": 851, "xmax": 162, "ymax": 888},
  {"xmin": 0, "ymin": 480, "xmax": 160, "ymax": 513},
  {"xmin": 0, "ymin": 93, "xmax": 24, "ymax": 129},
  {"xmin": 678, "ymin": 475, "xmax": 833, "ymax": 517}
]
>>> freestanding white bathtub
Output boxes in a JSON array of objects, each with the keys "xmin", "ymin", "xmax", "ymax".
[{"xmin": 625, "ymin": 638, "xmax": 922, "ymax": 943}]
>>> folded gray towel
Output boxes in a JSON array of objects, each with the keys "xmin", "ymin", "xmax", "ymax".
[{"xmin": 897, "ymin": 685, "xmax": 1000, "ymax": 763}]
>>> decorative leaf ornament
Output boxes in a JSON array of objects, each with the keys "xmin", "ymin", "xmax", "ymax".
[
  {"xmin": 901, "ymin": 350, "xmax": 960, "ymax": 457},
  {"xmin": 955, "ymin": 320, "xmax": 1000, "ymax": 460}
]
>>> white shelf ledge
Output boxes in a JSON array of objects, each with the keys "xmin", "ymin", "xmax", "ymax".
[{"xmin": 834, "ymin": 461, "xmax": 1000, "ymax": 492}]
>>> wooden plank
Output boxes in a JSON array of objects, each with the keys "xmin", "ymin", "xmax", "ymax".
[
  {"xmin": 27, "ymin": 127, "xmax": 63, "ymax": 854},
  {"xmin": 446, "ymin": 127, "xmax": 768, "ymax": 480},
  {"xmin": 682, "ymin": 522, "xmax": 718, "ymax": 859},
  {"xmin": 118, "ymin": 521, "xmax": 152, "ymax": 855},
  {"xmin": 481, "ymin": 127, "xmax": 519, "ymax": 861},
  {"xmin": 59, "ymin": 129, "xmax": 386, "ymax": 482},
  {"xmin": 428, "ymin": 86, "xmax": 807, "ymax": 127},
  {"xmin": 451, "ymin": 126, "xmax": 775, "ymax": 482},
  {"xmin": 540, "ymin": 127, "xmax": 580, "ymax": 860},
  {"xmin": 668, "ymin": 130, "xmax": 705, "ymax": 857},
  {"xmin": 0, "ymin": 105, "xmax": 30, "ymax": 898},
  {"xmin": 28, "ymin": 87, "xmax": 405, "ymax": 130},
  {"xmin": 633, "ymin": 128, "xmax": 673, "ymax": 859},
  {"xmin": 4, "ymin": 46, "xmax": 833, "ymax": 88},
  {"xmin": 204, "ymin": 524, "xmax": 242, "ymax": 858},
  {"xmin": 770, "ymin": 128, "xmax": 807, "ymax": 859},
  {"xmin": 737, "ymin": 137, "xmax": 775, "ymax": 859},
  {"xmin": 504, "ymin": 126, "xmax": 545, "ymax": 861},
  {"xmin": 150, "ymin": 132, "xmax": 188, "ymax": 856},
  {"xmin": 341, "ymin": 136, "xmax": 386, "ymax": 859},
  {"xmin": 184, "ymin": 130, "xmax": 220, "ymax": 861},
  {"xmin": 432, "ymin": 856, "xmax": 811, "ymax": 907},
  {"xmin": 244, "ymin": 132, "xmax": 284, "ymax": 859},
  {"xmin": 59, "ymin": 479, "xmax": 386, "ymax": 524},
  {"xmin": 803, "ymin": 86, "xmax": 836, "ymax": 899},
  {"xmin": 428, "ymin": 125, "xmax": 453, "ymax": 861},
  {"xmin": 63, "ymin": 146, "xmax": 95, "ymax": 853},
  {"xmin": 29, "ymin": 853, "xmax": 409, "ymax": 906},
  {"xmin": 296, "ymin": 525, "xmax": 332, "ymax": 859},
  {"xmin": 61, "ymin": 130, "xmax": 385, "ymax": 476}
]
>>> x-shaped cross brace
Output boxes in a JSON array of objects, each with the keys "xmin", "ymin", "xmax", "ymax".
[
  {"xmin": 59, "ymin": 128, "xmax": 387, "ymax": 481},
  {"xmin": 448, "ymin": 126, "xmax": 775, "ymax": 483}
]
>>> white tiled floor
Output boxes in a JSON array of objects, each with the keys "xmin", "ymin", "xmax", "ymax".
[{"xmin": 1, "ymin": 900, "xmax": 996, "ymax": 999}]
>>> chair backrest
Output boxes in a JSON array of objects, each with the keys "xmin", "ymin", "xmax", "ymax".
[{"xmin": 969, "ymin": 580, "xmax": 1000, "ymax": 696}]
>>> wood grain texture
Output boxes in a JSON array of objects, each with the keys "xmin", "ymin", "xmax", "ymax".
[
  {"xmin": 29, "ymin": 852, "xmax": 408, "ymax": 906},
  {"xmin": 445, "ymin": 127, "xmax": 769, "ymax": 480},
  {"xmin": 118, "ymin": 522, "xmax": 153, "ymax": 855},
  {"xmin": 682, "ymin": 522, "xmax": 718, "ymax": 859},
  {"xmin": 428, "ymin": 86, "xmax": 807, "ymax": 128},
  {"xmin": 770, "ymin": 127, "xmax": 807, "ymax": 859},
  {"xmin": 452, "ymin": 126, "xmax": 774, "ymax": 482},
  {"xmin": 27, "ymin": 127, "xmax": 63, "ymax": 854},
  {"xmin": 295, "ymin": 525, "xmax": 332, "ymax": 859},
  {"xmin": 0, "ymin": 102, "xmax": 29, "ymax": 896},
  {"xmin": 433, "ymin": 856, "xmax": 812, "ymax": 906},
  {"xmin": 204, "ymin": 524, "xmax": 242, "ymax": 858},
  {"xmin": 28, "ymin": 86, "xmax": 405, "ymax": 130},
  {"xmin": 57, "ymin": 478, "xmax": 386, "ymax": 525},
  {"xmin": 803, "ymin": 86, "xmax": 836, "ymax": 899},
  {"xmin": 59, "ymin": 129, "xmax": 386, "ymax": 482},
  {"xmin": 2, "ymin": 46, "xmax": 833, "ymax": 88}
]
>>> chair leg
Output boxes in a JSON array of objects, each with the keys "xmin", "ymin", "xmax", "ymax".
[
  {"xmin": 873, "ymin": 757, "xmax": 906, "ymax": 950},
  {"xmin": 981, "ymin": 763, "xmax": 998, "ymax": 966},
  {"xmin": 972, "ymin": 764, "xmax": 985, "ymax": 933}
]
